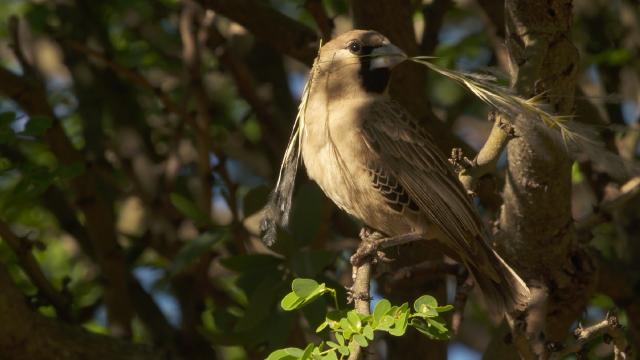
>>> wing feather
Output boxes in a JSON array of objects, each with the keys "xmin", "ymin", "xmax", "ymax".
[{"xmin": 361, "ymin": 100, "xmax": 492, "ymax": 270}]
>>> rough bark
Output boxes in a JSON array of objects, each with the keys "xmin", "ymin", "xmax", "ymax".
[{"xmin": 488, "ymin": 0, "xmax": 596, "ymax": 358}]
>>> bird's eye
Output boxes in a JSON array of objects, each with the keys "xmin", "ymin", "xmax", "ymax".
[{"xmin": 347, "ymin": 41, "xmax": 362, "ymax": 54}]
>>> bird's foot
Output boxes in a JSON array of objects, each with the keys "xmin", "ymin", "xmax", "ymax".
[
  {"xmin": 449, "ymin": 148, "xmax": 475, "ymax": 174},
  {"xmin": 358, "ymin": 227, "xmax": 384, "ymax": 242}
]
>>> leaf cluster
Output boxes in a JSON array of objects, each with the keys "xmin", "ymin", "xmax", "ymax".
[{"xmin": 268, "ymin": 279, "xmax": 453, "ymax": 360}]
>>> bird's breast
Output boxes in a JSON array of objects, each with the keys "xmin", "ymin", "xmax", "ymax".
[{"xmin": 299, "ymin": 97, "xmax": 419, "ymax": 236}]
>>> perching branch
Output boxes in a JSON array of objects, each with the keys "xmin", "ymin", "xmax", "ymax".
[
  {"xmin": 348, "ymin": 230, "xmax": 444, "ymax": 360},
  {"xmin": 350, "ymin": 232, "xmax": 423, "ymax": 267},
  {"xmin": 549, "ymin": 312, "xmax": 630, "ymax": 360},
  {"xmin": 347, "ymin": 231, "xmax": 377, "ymax": 360}
]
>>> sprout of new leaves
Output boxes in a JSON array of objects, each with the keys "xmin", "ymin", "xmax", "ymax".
[{"xmin": 267, "ymin": 278, "xmax": 453, "ymax": 360}]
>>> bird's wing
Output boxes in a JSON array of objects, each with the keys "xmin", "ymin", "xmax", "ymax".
[{"xmin": 360, "ymin": 100, "xmax": 492, "ymax": 269}]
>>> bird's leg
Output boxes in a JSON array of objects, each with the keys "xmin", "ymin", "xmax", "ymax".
[
  {"xmin": 348, "ymin": 229, "xmax": 423, "ymax": 304},
  {"xmin": 350, "ymin": 227, "xmax": 390, "ymax": 268}
]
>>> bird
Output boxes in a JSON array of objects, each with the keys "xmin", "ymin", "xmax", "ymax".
[{"xmin": 269, "ymin": 29, "xmax": 530, "ymax": 316}]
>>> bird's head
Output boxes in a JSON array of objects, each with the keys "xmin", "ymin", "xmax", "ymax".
[{"xmin": 312, "ymin": 30, "xmax": 407, "ymax": 96}]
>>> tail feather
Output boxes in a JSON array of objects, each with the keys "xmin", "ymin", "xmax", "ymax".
[{"xmin": 467, "ymin": 245, "xmax": 530, "ymax": 318}]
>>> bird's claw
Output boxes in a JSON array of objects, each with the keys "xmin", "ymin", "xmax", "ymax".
[{"xmin": 449, "ymin": 148, "xmax": 475, "ymax": 174}]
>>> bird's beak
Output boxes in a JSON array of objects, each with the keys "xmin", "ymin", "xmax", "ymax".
[{"xmin": 369, "ymin": 44, "xmax": 407, "ymax": 70}]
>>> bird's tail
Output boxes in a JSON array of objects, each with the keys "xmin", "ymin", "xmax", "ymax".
[{"xmin": 467, "ymin": 241, "xmax": 530, "ymax": 319}]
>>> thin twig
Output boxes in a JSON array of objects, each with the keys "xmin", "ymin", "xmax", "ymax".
[
  {"xmin": 549, "ymin": 312, "xmax": 630, "ymax": 359},
  {"xmin": 450, "ymin": 112, "xmax": 514, "ymax": 195},
  {"xmin": 0, "ymin": 219, "xmax": 71, "ymax": 320},
  {"xmin": 8, "ymin": 16, "xmax": 35, "ymax": 78},
  {"xmin": 180, "ymin": 0, "xmax": 214, "ymax": 217},
  {"xmin": 575, "ymin": 176, "xmax": 640, "ymax": 239},
  {"xmin": 386, "ymin": 260, "xmax": 461, "ymax": 283},
  {"xmin": 451, "ymin": 273, "xmax": 474, "ymax": 335}
]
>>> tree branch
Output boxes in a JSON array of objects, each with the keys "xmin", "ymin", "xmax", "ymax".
[
  {"xmin": 196, "ymin": 0, "xmax": 319, "ymax": 65},
  {"xmin": 180, "ymin": 1, "xmax": 214, "ymax": 217},
  {"xmin": 450, "ymin": 112, "xmax": 514, "ymax": 195},
  {"xmin": 549, "ymin": 312, "xmax": 630, "ymax": 359},
  {"xmin": 0, "ymin": 262, "xmax": 168, "ymax": 359},
  {"xmin": 0, "ymin": 219, "xmax": 71, "ymax": 320}
]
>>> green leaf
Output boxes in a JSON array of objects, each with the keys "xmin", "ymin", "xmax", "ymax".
[
  {"xmin": 335, "ymin": 332, "xmax": 345, "ymax": 346},
  {"xmin": 411, "ymin": 318, "xmax": 447, "ymax": 340},
  {"xmin": 280, "ymin": 278, "xmax": 334, "ymax": 311},
  {"xmin": 316, "ymin": 320, "xmax": 329, "ymax": 333},
  {"xmin": 281, "ymin": 292, "xmax": 304, "ymax": 311},
  {"xmin": 363, "ymin": 325, "xmax": 374, "ymax": 340},
  {"xmin": 339, "ymin": 318, "xmax": 353, "ymax": 336},
  {"xmin": 170, "ymin": 192, "xmax": 211, "ymax": 226},
  {"xmin": 169, "ymin": 232, "xmax": 223, "ymax": 275},
  {"xmin": 266, "ymin": 347, "xmax": 305, "ymax": 360},
  {"xmin": 388, "ymin": 303, "xmax": 410, "ymax": 336},
  {"xmin": 411, "ymin": 316, "xmax": 450, "ymax": 340},
  {"xmin": 324, "ymin": 350, "xmax": 340, "ymax": 360},
  {"xmin": 337, "ymin": 345, "xmax": 349, "ymax": 356},
  {"xmin": 377, "ymin": 315, "xmax": 395, "ymax": 331},
  {"xmin": 292, "ymin": 278, "xmax": 320, "ymax": 298},
  {"xmin": 373, "ymin": 299, "xmax": 391, "ymax": 325},
  {"xmin": 353, "ymin": 333, "xmax": 368, "ymax": 348},
  {"xmin": 23, "ymin": 116, "xmax": 53, "ymax": 136},
  {"xmin": 414, "ymin": 295, "xmax": 438, "ymax": 312},
  {"xmin": 347, "ymin": 310, "xmax": 361, "ymax": 331},
  {"xmin": 427, "ymin": 317, "xmax": 448, "ymax": 333},
  {"xmin": 301, "ymin": 344, "xmax": 314, "ymax": 360},
  {"xmin": 323, "ymin": 310, "xmax": 348, "ymax": 331},
  {"xmin": 326, "ymin": 341, "xmax": 340, "ymax": 349}
]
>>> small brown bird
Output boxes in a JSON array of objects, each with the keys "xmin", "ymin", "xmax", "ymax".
[{"xmin": 265, "ymin": 30, "xmax": 529, "ymax": 316}]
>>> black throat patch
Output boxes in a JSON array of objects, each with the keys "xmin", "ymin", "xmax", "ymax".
[{"xmin": 358, "ymin": 46, "xmax": 391, "ymax": 94}]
